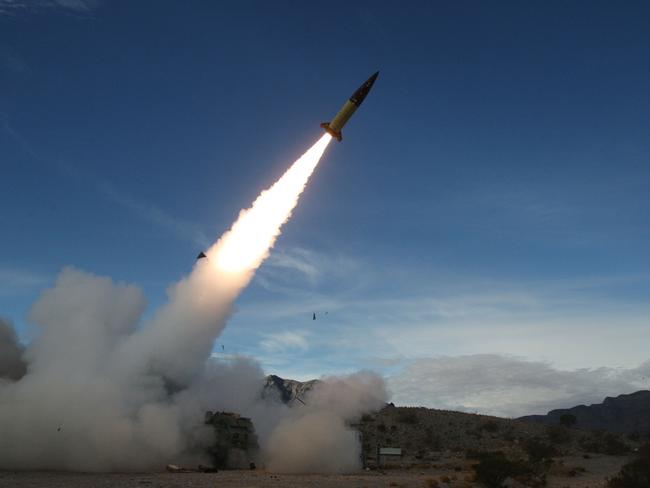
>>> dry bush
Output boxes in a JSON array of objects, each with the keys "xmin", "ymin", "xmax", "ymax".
[
  {"xmin": 546, "ymin": 425, "xmax": 571, "ymax": 444},
  {"xmin": 607, "ymin": 458, "xmax": 650, "ymax": 487},
  {"xmin": 524, "ymin": 437, "xmax": 559, "ymax": 461},
  {"xmin": 473, "ymin": 452, "xmax": 538, "ymax": 488},
  {"xmin": 424, "ymin": 478, "xmax": 439, "ymax": 488},
  {"xmin": 481, "ymin": 420, "xmax": 499, "ymax": 433},
  {"xmin": 397, "ymin": 410, "xmax": 419, "ymax": 425},
  {"xmin": 607, "ymin": 445, "xmax": 650, "ymax": 488},
  {"xmin": 464, "ymin": 472, "xmax": 476, "ymax": 482}
]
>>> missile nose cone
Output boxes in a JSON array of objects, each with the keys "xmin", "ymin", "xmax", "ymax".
[
  {"xmin": 350, "ymin": 71, "xmax": 379, "ymax": 107},
  {"xmin": 363, "ymin": 71, "xmax": 379, "ymax": 90}
]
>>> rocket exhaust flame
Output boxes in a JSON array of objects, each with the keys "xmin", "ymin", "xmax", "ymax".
[{"xmin": 212, "ymin": 134, "xmax": 332, "ymax": 273}]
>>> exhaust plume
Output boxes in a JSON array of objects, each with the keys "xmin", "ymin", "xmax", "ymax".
[
  {"xmin": 265, "ymin": 372, "xmax": 388, "ymax": 473},
  {"xmin": 0, "ymin": 318, "xmax": 27, "ymax": 382},
  {"xmin": 0, "ymin": 135, "xmax": 342, "ymax": 471}
]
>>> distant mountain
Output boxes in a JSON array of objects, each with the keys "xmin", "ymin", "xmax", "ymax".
[
  {"xmin": 262, "ymin": 374, "xmax": 319, "ymax": 406},
  {"xmin": 519, "ymin": 390, "xmax": 650, "ymax": 434}
]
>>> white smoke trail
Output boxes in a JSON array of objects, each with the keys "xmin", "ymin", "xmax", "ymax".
[
  {"xmin": 0, "ymin": 135, "xmax": 333, "ymax": 471},
  {"xmin": 115, "ymin": 134, "xmax": 332, "ymax": 386}
]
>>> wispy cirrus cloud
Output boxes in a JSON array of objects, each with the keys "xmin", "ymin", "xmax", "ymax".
[
  {"xmin": 260, "ymin": 330, "xmax": 310, "ymax": 354},
  {"xmin": 0, "ymin": 266, "xmax": 50, "ymax": 295},
  {"xmin": 0, "ymin": 0, "xmax": 101, "ymax": 16},
  {"xmin": 2, "ymin": 121, "xmax": 209, "ymax": 249},
  {"xmin": 264, "ymin": 247, "xmax": 321, "ymax": 284},
  {"xmin": 229, "ymin": 246, "xmax": 650, "ymax": 386},
  {"xmin": 100, "ymin": 182, "xmax": 210, "ymax": 248},
  {"xmin": 255, "ymin": 246, "xmax": 363, "ymax": 296}
]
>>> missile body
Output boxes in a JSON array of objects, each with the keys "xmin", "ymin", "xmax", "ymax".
[{"xmin": 321, "ymin": 71, "xmax": 378, "ymax": 142}]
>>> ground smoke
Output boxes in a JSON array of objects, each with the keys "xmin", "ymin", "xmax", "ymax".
[{"xmin": 0, "ymin": 135, "xmax": 388, "ymax": 473}]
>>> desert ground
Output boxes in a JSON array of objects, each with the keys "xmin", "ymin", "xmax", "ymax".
[{"xmin": 0, "ymin": 454, "xmax": 630, "ymax": 488}]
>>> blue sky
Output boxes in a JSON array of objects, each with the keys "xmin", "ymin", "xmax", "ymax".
[{"xmin": 1, "ymin": 1, "xmax": 649, "ymax": 415}]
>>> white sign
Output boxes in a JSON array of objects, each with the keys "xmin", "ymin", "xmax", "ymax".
[{"xmin": 379, "ymin": 447, "xmax": 402, "ymax": 456}]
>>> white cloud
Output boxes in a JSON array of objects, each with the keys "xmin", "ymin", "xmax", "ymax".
[
  {"xmin": 372, "ymin": 297, "xmax": 650, "ymax": 370},
  {"xmin": 388, "ymin": 354, "xmax": 650, "ymax": 418},
  {"xmin": 260, "ymin": 330, "xmax": 310, "ymax": 354},
  {"xmin": 0, "ymin": 0, "xmax": 101, "ymax": 15},
  {"xmin": 232, "ymin": 246, "xmax": 650, "ymax": 383},
  {"xmin": 255, "ymin": 246, "xmax": 362, "ymax": 295},
  {"xmin": 0, "ymin": 266, "xmax": 50, "ymax": 294},
  {"xmin": 54, "ymin": 0, "xmax": 97, "ymax": 12},
  {"xmin": 265, "ymin": 247, "xmax": 320, "ymax": 283}
]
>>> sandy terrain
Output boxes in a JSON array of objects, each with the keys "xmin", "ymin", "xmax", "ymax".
[{"xmin": 0, "ymin": 454, "xmax": 631, "ymax": 488}]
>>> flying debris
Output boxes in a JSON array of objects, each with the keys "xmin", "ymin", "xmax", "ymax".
[
  {"xmin": 313, "ymin": 313, "xmax": 316, "ymax": 321},
  {"xmin": 321, "ymin": 71, "xmax": 379, "ymax": 142},
  {"xmin": 196, "ymin": 252, "xmax": 208, "ymax": 260}
]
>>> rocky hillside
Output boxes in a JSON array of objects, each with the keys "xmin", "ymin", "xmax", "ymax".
[
  {"xmin": 519, "ymin": 390, "xmax": 650, "ymax": 434},
  {"xmin": 260, "ymin": 376, "xmax": 644, "ymax": 468},
  {"xmin": 261, "ymin": 374, "xmax": 319, "ymax": 406},
  {"xmin": 355, "ymin": 404, "xmax": 637, "ymax": 468}
]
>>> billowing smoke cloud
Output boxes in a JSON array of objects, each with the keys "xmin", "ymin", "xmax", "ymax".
[
  {"xmin": 265, "ymin": 372, "xmax": 388, "ymax": 473},
  {"xmin": 0, "ymin": 135, "xmax": 387, "ymax": 472},
  {"xmin": 0, "ymin": 317, "xmax": 27, "ymax": 381}
]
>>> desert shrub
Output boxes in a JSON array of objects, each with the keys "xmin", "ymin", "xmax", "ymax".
[
  {"xmin": 559, "ymin": 413, "xmax": 577, "ymax": 427},
  {"xmin": 608, "ymin": 454, "xmax": 650, "ymax": 488},
  {"xmin": 604, "ymin": 433, "xmax": 630, "ymax": 455},
  {"xmin": 524, "ymin": 438, "xmax": 559, "ymax": 461},
  {"xmin": 638, "ymin": 443, "xmax": 650, "ymax": 458},
  {"xmin": 424, "ymin": 427, "xmax": 442, "ymax": 450},
  {"xmin": 481, "ymin": 420, "xmax": 499, "ymax": 433},
  {"xmin": 361, "ymin": 413, "xmax": 373, "ymax": 423},
  {"xmin": 473, "ymin": 452, "xmax": 533, "ymax": 488},
  {"xmin": 503, "ymin": 428, "xmax": 516, "ymax": 442},
  {"xmin": 580, "ymin": 433, "xmax": 629, "ymax": 455},
  {"xmin": 546, "ymin": 425, "xmax": 571, "ymax": 444},
  {"xmin": 397, "ymin": 410, "xmax": 419, "ymax": 424},
  {"xmin": 466, "ymin": 428, "xmax": 481, "ymax": 439},
  {"xmin": 627, "ymin": 431, "xmax": 640, "ymax": 442},
  {"xmin": 466, "ymin": 449, "xmax": 504, "ymax": 461}
]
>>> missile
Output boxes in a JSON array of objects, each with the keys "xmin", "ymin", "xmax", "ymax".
[{"xmin": 321, "ymin": 71, "xmax": 378, "ymax": 142}]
